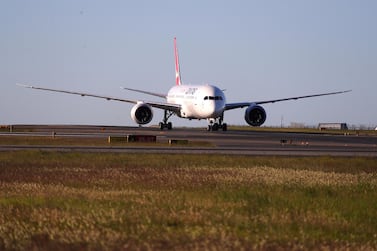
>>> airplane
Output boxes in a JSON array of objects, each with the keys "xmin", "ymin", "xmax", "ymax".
[{"xmin": 18, "ymin": 38, "xmax": 351, "ymax": 131}]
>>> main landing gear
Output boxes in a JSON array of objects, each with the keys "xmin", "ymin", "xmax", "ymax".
[
  {"xmin": 159, "ymin": 110, "xmax": 174, "ymax": 130},
  {"xmin": 159, "ymin": 110, "xmax": 228, "ymax": 131},
  {"xmin": 207, "ymin": 116, "xmax": 227, "ymax": 131}
]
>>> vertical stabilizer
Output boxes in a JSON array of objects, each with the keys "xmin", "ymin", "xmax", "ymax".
[{"xmin": 174, "ymin": 37, "xmax": 182, "ymax": 85}]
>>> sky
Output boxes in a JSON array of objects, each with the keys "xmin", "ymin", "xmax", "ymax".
[{"xmin": 1, "ymin": 0, "xmax": 376, "ymax": 128}]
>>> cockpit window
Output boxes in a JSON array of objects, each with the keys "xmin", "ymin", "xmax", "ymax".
[{"xmin": 204, "ymin": 96, "xmax": 223, "ymax": 100}]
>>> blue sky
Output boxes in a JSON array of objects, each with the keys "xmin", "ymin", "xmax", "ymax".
[{"xmin": 1, "ymin": 0, "xmax": 376, "ymax": 128}]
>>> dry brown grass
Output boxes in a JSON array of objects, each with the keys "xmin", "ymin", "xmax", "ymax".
[{"xmin": 0, "ymin": 151, "xmax": 377, "ymax": 250}]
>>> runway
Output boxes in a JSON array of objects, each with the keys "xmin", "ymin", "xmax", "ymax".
[{"xmin": 1, "ymin": 125, "xmax": 377, "ymax": 156}]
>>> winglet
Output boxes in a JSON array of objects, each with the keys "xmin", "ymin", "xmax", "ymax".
[
  {"xmin": 174, "ymin": 37, "xmax": 182, "ymax": 86},
  {"xmin": 16, "ymin": 83, "xmax": 34, "ymax": 88}
]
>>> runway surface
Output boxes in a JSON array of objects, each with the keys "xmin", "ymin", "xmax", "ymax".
[{"xmin": 1, "ymin": 125, "xmax": 377, "ymax": 156}]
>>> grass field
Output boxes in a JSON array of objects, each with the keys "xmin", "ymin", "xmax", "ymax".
[{"xmin": 1, "ymin": 151, "xmax": 377, "ymax": 250}]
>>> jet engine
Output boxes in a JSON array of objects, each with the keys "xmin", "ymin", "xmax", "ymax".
[
  {"xmin": 131, "ymin": 102, "xmax": 153, "ymax": 125},
  {"xmin": 244, "ymin": 104, "xmax": 266, "ymax": 126}
]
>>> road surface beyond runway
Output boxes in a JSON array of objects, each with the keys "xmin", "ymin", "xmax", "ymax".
[{"xmin": 1, "ymin": 125, "xmax": 377, "ymax": 156}]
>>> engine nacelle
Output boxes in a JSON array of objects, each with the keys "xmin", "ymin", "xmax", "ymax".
[
  {"xmin": 244, "ymin": 104, "xmax": 266, "ymax": 126},
  {"xmin": 131, "ymin": 102, "xmax": 153, "ymax": 125}
]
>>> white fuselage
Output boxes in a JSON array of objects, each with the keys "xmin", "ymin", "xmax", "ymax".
[{"xmin": 167, "ymin": 84, "xmax": 226, "ymax": 119}]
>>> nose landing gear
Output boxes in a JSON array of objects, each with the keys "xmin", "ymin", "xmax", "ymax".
[{"xmin": 207, "ymin": 116, "xmax": 227, "ymax": 131}]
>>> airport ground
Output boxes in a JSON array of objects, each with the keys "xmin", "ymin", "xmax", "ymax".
[
  {"xmin": 1, "ymin": 150, "xmax": 377, "ymax": 250},
  {"xmin": 1, "ymin": 125, "xmax": 377, "ymax": 250},
  {"xmin": 1, "ymin": 124, "xmax": 377, "ymax": 156}
]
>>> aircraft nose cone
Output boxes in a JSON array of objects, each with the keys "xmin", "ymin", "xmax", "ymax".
[{"xmin": 208, "ymin": 101, "xmax": 224, "ymax": 117}]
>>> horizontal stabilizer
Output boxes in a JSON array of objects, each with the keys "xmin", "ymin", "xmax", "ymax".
[{"xmin": 121, "ymin": 87, "xmax": 166, "ymax": 99}]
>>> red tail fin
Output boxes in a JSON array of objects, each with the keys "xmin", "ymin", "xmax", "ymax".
[{"xmin": 174, "ymin": 37, "xmax": 182, "ymax": 86}]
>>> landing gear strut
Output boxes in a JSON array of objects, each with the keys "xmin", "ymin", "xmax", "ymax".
[
  {"xmin": 159, "ymin": 110, "xmax": 174, "ymax": 130},
  {"xmin": 207, "ymin": 115, "xmax": 227, "ymax": 131}
]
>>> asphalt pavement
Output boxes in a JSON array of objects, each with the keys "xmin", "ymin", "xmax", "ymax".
[{"xmin": 1, "ymin": 125, "xmax": 376, "ymax": 156}]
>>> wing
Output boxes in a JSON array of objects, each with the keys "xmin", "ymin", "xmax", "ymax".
[
  {"xmin": 18, "ymin": 84, "xmax": 138, "ymax": 103},
  {"xmin": 17, "ymin": 84, "xmax": 181, "ymax": 113},
  {"xmin": 225, "ymin": 90, "xmax": 351, "ymax": 111}
]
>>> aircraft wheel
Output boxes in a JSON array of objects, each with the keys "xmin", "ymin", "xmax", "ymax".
[
  {"xmin": 222, "ymin": 123, "xmax": 227, "ymax": 131},
  {"xmin": 167, "ymin": 122, "xmax": 173, "ymax": 130}
]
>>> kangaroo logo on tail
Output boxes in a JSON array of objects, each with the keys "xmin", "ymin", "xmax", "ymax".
[{"xmin": 174, "ymin": 37, "xmax": 182, "ymax": 86}]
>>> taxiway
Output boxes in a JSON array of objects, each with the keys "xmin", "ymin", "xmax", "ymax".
[{"xmin": 1, "ymin": 125, "xmax": 376, "ymax": 156}]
